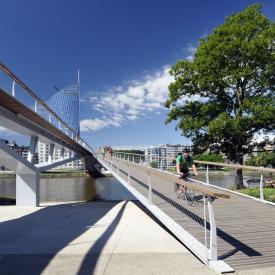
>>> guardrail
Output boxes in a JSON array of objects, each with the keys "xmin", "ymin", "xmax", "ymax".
[
  {"xmin": 109, "ymin": 151, "xmax": 275, "ymax": 203},
  {"xmin": 98, "ymin": 154, "xmax": 233, "ymax": 272},
  {"xmin": 0, "ymin": 62, "xmax": 94, "ymax": 154}
]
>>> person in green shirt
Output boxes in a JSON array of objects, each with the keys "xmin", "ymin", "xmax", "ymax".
[
  {"xmin": 175, "ymin": 148, "xmax": 198, "ymax": 195},
  {"xmin": 176, "ymin": 148, "xmax": 197, "ymax": 178}
]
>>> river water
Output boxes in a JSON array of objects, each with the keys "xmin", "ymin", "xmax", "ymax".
[
  {"xmin": 0, "ymin": 175, "xmax": 135, "ymax": 203},
  {"xmin": 0, "ymin": 171, "xmax": 270, "ymax": 203}
]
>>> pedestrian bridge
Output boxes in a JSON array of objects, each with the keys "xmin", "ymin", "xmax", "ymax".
[
  {"xmin": 98, "ymin": 154, "xmax": 275, "ymax": 273},
  {"xmin": 1, "ymin": 63, "xmax": 275, "ymax": 273},
  {"xmin": 0, "ymin": 63, "xmax": 96, "ymax": 206}
]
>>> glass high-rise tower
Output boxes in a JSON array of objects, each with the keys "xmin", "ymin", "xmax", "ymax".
[
  {"xmin": 38, "ymin": 78, "xmax": 82, "ymax": 170},
  {"xmin": 48, "ymin": 83, "xmax": 80, "ymax": 137}
]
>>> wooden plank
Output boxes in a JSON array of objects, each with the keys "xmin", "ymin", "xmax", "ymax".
[{"xmin": 175, "ymin": 179, "xmax": 230, "ymax": 199}]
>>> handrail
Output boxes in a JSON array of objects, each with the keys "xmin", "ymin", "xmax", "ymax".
[
  {"xmin": 194, "ymin": 160, "xmax": 275, "ymax": 173},
  {"xmin": 174, "ymin": 179, "xmax": 230, "ymax": 199},
  {"xmin": 0, "ymin": 62, "xmax": 77, "ymax": 137},
  {"xmin": 0, "ymin": 62, "xmax": 93, "ymax": 153},
  {"xmin": 113, "ymin": 151, "xmax": 275, "ymax": 173}
]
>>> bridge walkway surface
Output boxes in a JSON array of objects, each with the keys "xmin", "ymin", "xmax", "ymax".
[{"xmin": 102, "ymin": 157, "xmax": 275, "ymax": 272}]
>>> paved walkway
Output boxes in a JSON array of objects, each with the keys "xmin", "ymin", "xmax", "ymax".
[
  {"xmin": 103, "ymin": 157, "xmax": 275, "ymax": 272},
  {"xmin": 0, "ymin": 201, "xmax": 215, "ymax": 275}
]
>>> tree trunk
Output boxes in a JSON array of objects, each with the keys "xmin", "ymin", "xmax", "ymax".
[
  {"xmin": 235, "ymin": 168, "xmax": 244, "ymax": 189},
  {"xmin": 235, "ymin": 154, "xmax": 244, "ymax": 189}
]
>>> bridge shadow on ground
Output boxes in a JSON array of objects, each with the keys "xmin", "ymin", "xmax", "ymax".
[{"xmin": 0, "ymin": 200, "xmax": 128, "ymax": 275}]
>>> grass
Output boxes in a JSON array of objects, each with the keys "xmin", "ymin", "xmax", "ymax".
[{"xmin": 239, "ymin": 188, "xmax": 275, "ymax": 202}]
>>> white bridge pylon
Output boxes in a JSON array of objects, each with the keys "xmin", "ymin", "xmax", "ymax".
[{"xmin": 0, "ymin": 139, "xmax": 80, "ymax": 206}]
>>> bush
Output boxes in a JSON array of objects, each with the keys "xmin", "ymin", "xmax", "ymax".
[
  {"xmin": 194, "ymin": 153, "xmax": 224, "ymax": 169},
  {"xmin": 150, "ymin": 161, "xmax": 158, "ymax": 168},
  {"xmin": 239, "ymin": 188, "xmax": 275, "ymax": 202},
  {"xmin": 194, "ymin": 153, "xmax": 224, "ymax": 163},
  {"xmin": 245, "ymin": 152, "xmax": 275, "ymax": 168}
]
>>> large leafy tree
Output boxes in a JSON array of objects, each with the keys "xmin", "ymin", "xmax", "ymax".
[{"xmin": 165, "ymin": 4, "xmax": 275, "ymax": 187}]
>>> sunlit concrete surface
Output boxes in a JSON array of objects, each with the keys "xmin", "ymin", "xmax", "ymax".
[{"xmin": 0, "ymin": 201, "xmax": 217, "ymax": 274}]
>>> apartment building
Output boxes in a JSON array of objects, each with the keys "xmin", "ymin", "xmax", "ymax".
[{"xmin": 144, "ymin": 144, "xmax": 192, "ymax": 170}]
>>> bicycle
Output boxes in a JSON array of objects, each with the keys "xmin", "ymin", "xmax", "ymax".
[{"xmin": 174, "ymin": 173, "xmax": 203, "ymax": 207}]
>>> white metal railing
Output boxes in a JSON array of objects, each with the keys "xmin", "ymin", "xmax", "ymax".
[
  {"xmin": 98, "ymin": 154, "xmax": 233, "ymax": 271},
  {"xmin": 0, "ymin": 62, "xmax": 94, "ymax": 155},
  {"xmin": 111, "ymin": 151, "xmax": 275, "ymax": 204}
]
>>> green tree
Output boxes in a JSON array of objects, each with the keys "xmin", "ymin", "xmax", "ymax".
[
  {"xmin": 150, "ymin": 161, "xmax": 158, "ymax": 168},
  {"xmin": 246, "ymin": 152, "xmax": 275, "ymax": 168},
  {"xmin": 194, "ymin": 153, "xmax": 224, "ymax": 163},
  {"xmin": 165, "ymin": 4, "xmax": 275, "ymax": 188},
  {"xmin": 194, "ymin": 153, "xmax": 224, "ymax": 169}
]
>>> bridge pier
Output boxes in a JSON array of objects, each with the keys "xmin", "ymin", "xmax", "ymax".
[{"xmin": 16, "ymin": 169, "xmax": 40, "ymax": 207}]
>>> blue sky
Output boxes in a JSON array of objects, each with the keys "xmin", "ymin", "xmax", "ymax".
[{"xmin": 0, "ymin": 0, "xmax": 274, "ymax": 149}]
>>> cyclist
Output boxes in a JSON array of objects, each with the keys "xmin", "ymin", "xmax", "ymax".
[{"xmin": 175, "ymin": 148, "xmax": 198, "ymax": 194}]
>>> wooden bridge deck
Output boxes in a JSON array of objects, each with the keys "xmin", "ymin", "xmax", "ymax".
[{"xmin": 105, "ymin": 157, "xmax": 275, "ymax": 271}]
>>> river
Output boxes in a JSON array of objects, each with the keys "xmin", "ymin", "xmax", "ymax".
[
  {"xmin": 0, "ymin": 171, "xmax": 270, "ymax": 203},
  {"xmin": 0, "ymin": 175, "xmax": 135, "ymax": 203}
]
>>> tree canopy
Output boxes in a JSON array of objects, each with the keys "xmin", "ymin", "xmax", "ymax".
[
  {"xmin": 245, "ymin": 152, "xmax": 275, "ymax": 168},
  {"xmin": 165, "ymin": 4, "xmax": 275, "ymax": 165}
]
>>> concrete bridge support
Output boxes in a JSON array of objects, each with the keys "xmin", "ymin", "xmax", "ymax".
[
  {"xmin": 0, "ymin": 141, "xmax": 85, "ymax": 206},
  {"xmin": 0, "ymin": 141, "xmax": 40, "ymax": 206},
  {"xmin": 16, "ymin": 169, "xmax": 40, "ymax": 206}
]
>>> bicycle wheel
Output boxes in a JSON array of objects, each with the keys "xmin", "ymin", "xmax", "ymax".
[{"xmin": 174, "ymin": 182, "xmax": 180, "ymax": 192}]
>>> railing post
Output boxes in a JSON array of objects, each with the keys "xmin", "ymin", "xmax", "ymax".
[
  {"xmin": 207, "ymin": 195, "xmax": 217, "ymax": 261},
  {"xmin": 117, "ymin": 159, "xmax": 119, "ymax": 175},
  {"xmin": 34, "ymin": 100, "xmax": 38, "ymax": 113},
  {"xmin": 260, "ymin": 171, "xmax": 264, "ymax": 200},
  {"xmin": 140, "ymin": 155, "xmax": 142, "ymax": 164},
  {"xmin": 127, "ymin": 163, "xmax": 130, "ymax": 185},
  {"xmin": 147, "ymin": 170, "xmax": 152, "ymax": 204},
  {"xmin": 12, "ymin": 80, "xmax": 16, "ymax": 97},
  {"xmin": 206, "ymin": 165, "xmax": 210, "ymax": 185}
]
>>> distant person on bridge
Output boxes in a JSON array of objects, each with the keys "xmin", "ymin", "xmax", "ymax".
[
  {"xmin": 109, "ymin": 147, "xmax": 113, "ymax": 157},
  {"xmin": 100, "ymin": 146, "xmax": 106, "ymax": 158}
]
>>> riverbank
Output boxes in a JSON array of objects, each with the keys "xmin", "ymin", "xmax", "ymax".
[
  {"xmin": 0, "ymin": 196, "xmax": 15, "ymax": 205},
  {"xmin": 0, "ymin": 170, "xmax": 87, "ymax": 179}
]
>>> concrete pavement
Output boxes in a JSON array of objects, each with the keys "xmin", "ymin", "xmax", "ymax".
[
  {"xmin": 0, "ymin": 201, "xmax": 216, "ymax": 275},
  {"xmin": 0, "ymin": 201, "xmax": 274, "ymax": 274}
]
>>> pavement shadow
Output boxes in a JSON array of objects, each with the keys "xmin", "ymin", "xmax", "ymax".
[
  {"xmin": 77, "ymin": 201, "xmax": 128, "ymax": 274},
  {"xmin": 0, "ymin": 201, "xmax": 123, "ymax": 274}
]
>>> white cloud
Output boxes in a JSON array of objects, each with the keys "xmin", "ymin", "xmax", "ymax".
[
  {"xmin": 185, "ymin": 45, "xmax": 197, "ymax": 61},
  {"xmin": 80, "ymin": 116, "xmax": 124, "ymax": 132},
  {"xmin": 252, "ymin": 132, "xmax": 275, "ymax": 143},
  {"xmin": 81, "ymin": 66, "xmax": 174, "ymax": 132}
]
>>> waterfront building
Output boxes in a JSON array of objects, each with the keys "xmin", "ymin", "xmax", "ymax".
[
  {"xmin": 48, "ymin": 83, "xmax": 80, "ymax": 136},
  {"xmin": 0, "ymin": 139, "xmax": 38, "ymax": 170},
  {"xmin": 144, "ymin": 144, "xmax": 192, "ymax": 170},
  {"xmin": 38, "ymin": 79, "xmax": 83, "ymax": 170}
]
